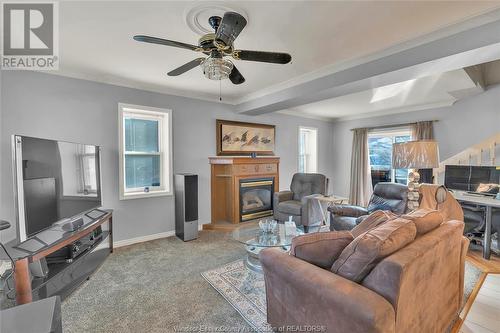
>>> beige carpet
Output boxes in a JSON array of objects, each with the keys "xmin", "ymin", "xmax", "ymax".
[{"xmin": 62, "ymin": 231, "xmax": 252, "ymax": 333}]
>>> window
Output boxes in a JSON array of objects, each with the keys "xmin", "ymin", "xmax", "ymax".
[
  {"xmin": 368, "ymin": 127, "xmax": 411, "ymax": 187},
  {"xmin": 298, "ymin": 127, "xmax": 318, "ymax": 173},
  {"xmin": 119, "ymin": 103, "xmax": 172, "ymax": 199}
]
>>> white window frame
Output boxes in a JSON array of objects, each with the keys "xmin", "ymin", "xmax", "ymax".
[
  {"xmin": 118, "ymin": 103, "xmax": 173, "ymax": 200},
  {"xmin": 298, "ymin": 126, "xmax": 319, "ymax": 173},
  {"xmin": 368, "ymin": 126, "xmax": 411, "ymax": 183}
]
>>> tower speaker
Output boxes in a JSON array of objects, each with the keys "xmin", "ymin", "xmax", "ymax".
[{"xmin": 175, "ymin": 174, "xmax": 198, "ymax": 241}]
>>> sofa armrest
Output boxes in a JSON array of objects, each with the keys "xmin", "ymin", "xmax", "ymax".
[
  {"xmin": 260, "ymin": 249, "xmax": 395, "ymax": 333},
  {"xmin": 328, "ymin": 204, "xmax": 368, "ymax": 217},
  {"xmin": 274, "ymin": 190, "xmax": 293, "ymax": 204}
]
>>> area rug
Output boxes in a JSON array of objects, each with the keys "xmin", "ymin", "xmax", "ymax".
[
  {"xmin": 202, "ymin": 260, "xmax": 271, "ymax": 332},
  {"xmin": 202, "ymin": 260, "xmax": 483, "ymax": 333}
]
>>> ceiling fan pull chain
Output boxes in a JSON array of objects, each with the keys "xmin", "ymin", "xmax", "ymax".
[{"xmin": 219, "ymin": 80, "xmax": 222, "ymax": 102}]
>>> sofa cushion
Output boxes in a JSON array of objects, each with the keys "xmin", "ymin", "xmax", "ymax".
[
  {"xmin": 277, "ymin": 200, "xmax": 301, "ymax": 216},
  {"xmin": 351, "ymin": 210, "xmax": 398, "ymax": 238},
  {"xmin": 290, "ymin": 231, "xmax": 353, "ymax": 269},
  {"xmin": 331, "ymin": 218, "xmax": 417, "ymax": 283},
  {"xmin": 402, "ymin": 208, "xmax": 443, "ymax": 235}
]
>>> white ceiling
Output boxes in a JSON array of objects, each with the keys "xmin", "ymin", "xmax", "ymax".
[
  {"xmin": 278, "ymin": 58, "xmax": 500, "ymax": 121},
  {"xmin": 279, "ymin": 69, "xmax": 480, "ymax": 121},
  {"xmin": 56, "ymin": 1, "xmax": 500, "ymax": 104}
]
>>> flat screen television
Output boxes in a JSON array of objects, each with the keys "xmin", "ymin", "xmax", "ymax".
[
  {"xmin": 13, "ymin": 135, "xmax": 102, "ymax": 241},
  {"xmin": 444, "ymin": 165, "xmax": 500, "ymax": 193}
]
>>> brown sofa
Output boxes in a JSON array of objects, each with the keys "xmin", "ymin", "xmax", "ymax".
[{"xmin": 261, "ymin": 187, "xmax": 468, "ymax": 333}]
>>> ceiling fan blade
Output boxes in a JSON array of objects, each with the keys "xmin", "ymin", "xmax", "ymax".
[
  {"xmin": 133, "ymin": 35, "xmax": 200, "ymax": 51},
  {"xmin": 229, "ymin": 65, "xmax": 245, "ymax": 85},
  {"xmin": 167, "ymin": 58, "xmax": 205, "ymax": 76},
  {"xmin": 232, "ymin": 50, "xmax": 291, "ymax": 64},
  {"xmin": 215, "ymin": 12, "xmax": 247, "ymax": 48}
]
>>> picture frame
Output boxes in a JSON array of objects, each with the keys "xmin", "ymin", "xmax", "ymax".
[{"xmin": 216, "ymin": 120, "xmax": 276, "ymax": 156}]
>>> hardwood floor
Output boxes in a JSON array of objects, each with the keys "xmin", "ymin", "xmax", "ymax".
[
  {"xmin": 453, "ymin": 250, "xmax": 500, "ymax": 333},
  {"xmin": 460, "ymin": 274, "xmax": 500, "ymax": 332},
  {"xmin": 466, "ymin": 251, "xmax": 500, "ymax": 274}
]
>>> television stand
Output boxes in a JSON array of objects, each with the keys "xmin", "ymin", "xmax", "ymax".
[{"xmin": 4, "ymin": 210, "xmax": 113, "ymax": 305}]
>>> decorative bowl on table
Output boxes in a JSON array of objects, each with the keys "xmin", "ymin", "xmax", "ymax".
[{"xmin": 259, "ymin": 219, "xmax": 277, "ymax": 234}]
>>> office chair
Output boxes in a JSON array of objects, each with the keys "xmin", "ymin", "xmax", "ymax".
[{"xmin": 463, "ymin": 206, "xmax": 500, "ymax": 253}]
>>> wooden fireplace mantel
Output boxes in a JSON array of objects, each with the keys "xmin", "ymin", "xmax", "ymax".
[{"xmin": 206, "ymin": 157, "xmax": 280, "ymax": 228}]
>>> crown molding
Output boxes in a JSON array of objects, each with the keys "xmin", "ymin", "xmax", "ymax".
[{"xmin": 32, "ymin": 70, "xmax": 237, "ymax": 105}]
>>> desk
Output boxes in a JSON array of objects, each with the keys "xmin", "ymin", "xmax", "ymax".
[{"xmin": 452, "ymin": 191, "xmax": 500, "ymax": 260}]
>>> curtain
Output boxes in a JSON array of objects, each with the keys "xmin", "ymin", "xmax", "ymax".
[
  {"xmin": 411, "ymin": 121, "xmax": 435, "ymax": 183},
  {"xmin": 349, "ymin": 128, "xmax": 373, "ymax": 206}
]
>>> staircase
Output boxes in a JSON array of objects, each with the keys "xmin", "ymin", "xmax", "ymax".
[{"xmin": 434, "ymin": 133, "xmax": 500, "ymax": 183}]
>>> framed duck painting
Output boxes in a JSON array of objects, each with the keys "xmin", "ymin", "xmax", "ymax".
[{"xmin": 216, "ymin": 120, "xmax": 276, "ymax": 156}]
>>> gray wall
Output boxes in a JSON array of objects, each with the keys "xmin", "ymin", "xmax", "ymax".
[
  {"xmin": 0, "ymin": 71, "xmax": 335, "ymax": 243},
  {"xmin": 331, "ymin": 84, "xmax": 500, "ymax": 197}
]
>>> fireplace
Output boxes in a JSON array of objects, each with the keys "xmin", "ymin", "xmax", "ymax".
[
  {"xmin": 207, "ymin": 157, "xmax": 279, "ymax": 228},
  {"xmin": 239, "ymin": 178, "xmax": 274, "ymax": 222}
]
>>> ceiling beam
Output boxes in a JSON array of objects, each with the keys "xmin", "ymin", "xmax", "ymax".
[{"xmin": 235, "ymin": 11, "xmax": 500, "ymax": 115}]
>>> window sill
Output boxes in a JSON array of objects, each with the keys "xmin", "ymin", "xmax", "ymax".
[{"xmin": 119, "ymin": 190, "xmax": 173, "ymax": 201}]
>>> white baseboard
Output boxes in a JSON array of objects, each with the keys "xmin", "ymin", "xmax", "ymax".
[
  {"xmin": 113, "ymin": 231, "xmax": 175, "ymax": 248},
  {"xmin": 112, "ymin": 223, "xmax": 206, "ymax": 248}
]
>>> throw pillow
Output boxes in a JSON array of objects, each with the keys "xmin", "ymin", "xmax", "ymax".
[
  {"xmin": 352, "ymin": 210, "xmax": 398, "ymax": 238},
  {"xmin": 402, "ymin": 208, "xmax": 443, "ymax": 235},
  {"xmin": 331, "ymin": 218, "xmax": 417, "ymax": 283},
  {"xmin": 290, "ymin": 231, "xmax": 353, "ymax": 269}
]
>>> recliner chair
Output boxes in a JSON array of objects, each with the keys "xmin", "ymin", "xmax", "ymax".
[
  {"xmin": 273, "ymin": 173, "xmax": 327, "ymax": 231},
  {"xmin": 329, "ymin": 182, "xmax": 408, "ymax": 231}
]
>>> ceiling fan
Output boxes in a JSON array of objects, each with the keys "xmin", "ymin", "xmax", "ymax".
[{"xmin": 133, "ymin": 12, "xmax": 292, "ymax": 85}]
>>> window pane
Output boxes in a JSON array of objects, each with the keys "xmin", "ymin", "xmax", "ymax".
[
  {"xmin": 125, "ymin": 118, "xmax": 159, "ymax": 153},
  {"xmin": 125, "ymin": 155, "xmax": 160, "ymax": 189},
  {"xmin": 395, "ymin": 135, "xmax": 411, "ymax": 143},
  {"xmin": 298, "ymin": 131, "xmax": 306, "ymax": 173},
  {"xmin": 298, "ymin": 128, "xmax": 318, "ymax": 173},
  {"xmin": 369, "ymin": 137, "xmax": 392, "ymax": 169},
  {"xmin": 395, "ymin": 168, "xmax": 408, "ymax": 185},
  {"xmin": 369, "ymin": 132, "xmax": 411, "ymax": 187}
]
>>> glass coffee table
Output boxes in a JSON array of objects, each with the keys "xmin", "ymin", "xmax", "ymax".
[{"xmin": 232, "ymin": 223, "xmax": 303, "ymax": 273}]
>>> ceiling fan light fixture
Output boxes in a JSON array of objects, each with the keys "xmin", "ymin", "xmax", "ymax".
[{"xmin": 202, "ymin": 57, "xmax": 233, "ymax": 80}]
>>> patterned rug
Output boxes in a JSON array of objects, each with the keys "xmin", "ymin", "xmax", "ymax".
[
  {"xmin": 202, "ymin": 260, "xmax": 271, "ymax": 332},
  {"xmin": 202, "ymin": 260, "xmax": 483, "ymax": 333}
]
